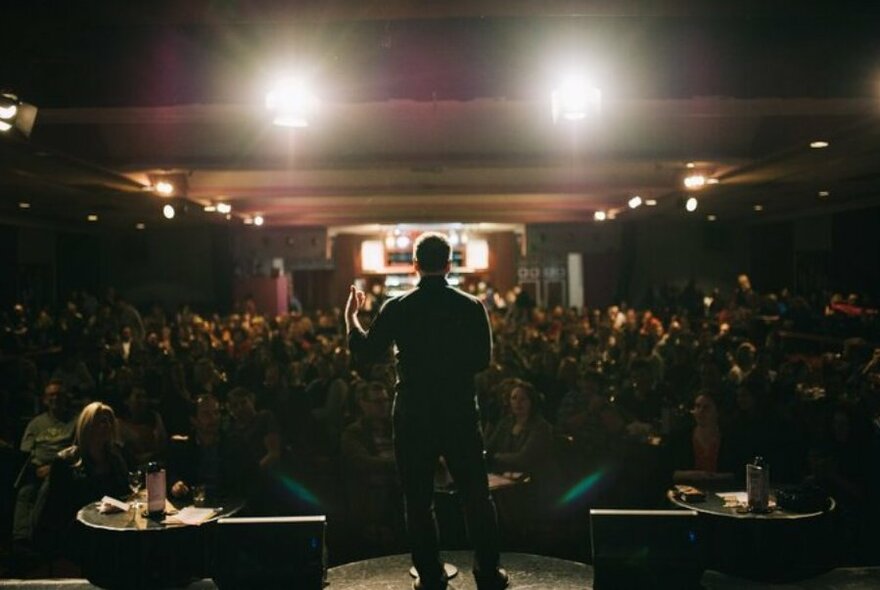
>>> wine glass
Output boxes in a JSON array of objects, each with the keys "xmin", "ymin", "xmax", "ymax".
[{"xmin": 128, "ymin": 469, "xmax": 144, "ymax": 514}]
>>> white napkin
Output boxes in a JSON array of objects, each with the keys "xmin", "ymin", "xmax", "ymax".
[
  {"xmin": 97, "ymin": 496, "xmax": 130, "ymax": 514},
  {"xmin": 162, "ymin": 506, "xmax": 218, "ymax": 526}
]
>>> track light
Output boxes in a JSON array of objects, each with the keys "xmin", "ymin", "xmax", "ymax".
[{"xmin": 0, "ymin": 93, "xmax": 38, "ymax": 138}]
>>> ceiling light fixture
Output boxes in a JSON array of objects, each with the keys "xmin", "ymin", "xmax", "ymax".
[
  {"xmin": 551, "ymin": 75, "xmax": 601, "ymax": 123},
  {"xmin": 707, "ymin": 178, "xmax": 719, "ymax": 185},
  {"xmin": 87, "ymin": 214, "xmax": 98, "ymax": 222},
  {"xmin": 686, "ymin": 162, "xmax": 696, "ymax": 169},
  {"xmin": 685, "ymin": 197, "xmax": 698, "ymax": 212},
  {"xmin": 155, "ymin": 181, "xmax": 174, "ymax": 196},
  {"xmin": 707, "ymin": 214, "xmax": 717, "ymax": 221},
  {"xmin": 18, "ymin": 202, "xmax": 30, "ymax": 209},
  {"xmin": 684, "ymin": 174, "xmax": 706, "ymax": 190},
  {"xmin": 645, "ymin": 199, "xmax": 657, "ymax": 206},
  {"xmin": 593, "ymin": 211, "xmax": 607, "ymax": 221},
  {"xmin": 818, "ymin": 190, "xmax": 830, "ymax": 197},
  {"xmin": 628, "ymin": 195, "xmax": 643, "ymax": 209},
  {"xmin": 136, "ymin": 223, "xmax": 146, "ymax": 230},
  {"xmin": 216, "ymin": 203, "xmax": 232, "ymax": 214},
  {"xmin": 163, "ymin": 204, "xmax": 175, "ymax": 219},
  {"xmin": 254, "ymin": 215, "xmax": 265, "ymax": 227},
  {"xmin": 266, "ymin": 77, "xmax": 319, "ymax": 128},
  {"xmin": 753, "ymin": 204, "xmax": 764, "ymax": 212},
  {"xmin": 203, "ymin": 204, "xmax": 217, "ymax": 213},
  {"xmin": 810, "ymin": 140, "xmax": 829, "ymax": 149}
]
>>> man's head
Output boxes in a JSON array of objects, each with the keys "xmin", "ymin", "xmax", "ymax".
[
  {"xmin": 413, "ymin": 232, "xmax": 451, "ymax": 275},
  {"xmin": 358, "ymin": 381, "xmax": 391, "ymax": 422},
  {"xmin": 43, "ymin": 379, "xmax": 70, "ymax": 418}
]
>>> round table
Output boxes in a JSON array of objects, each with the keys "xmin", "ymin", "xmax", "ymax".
[
  {"xmin": 76, "ymin": 493, "xmax": 243, "ymax": 589},
  {"xmin": 667, "ymin": 488, "xmax": 836, "ymax": 582}
]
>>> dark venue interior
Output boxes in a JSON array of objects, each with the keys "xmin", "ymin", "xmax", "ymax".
[{"xmin": 2, "ymin": 1, "xmax": 880, "ymax": 589}]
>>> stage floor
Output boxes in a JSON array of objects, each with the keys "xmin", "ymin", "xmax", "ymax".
[{"xmin": 2, "ymin": 552, "xmax": 880, "ymax": 589}]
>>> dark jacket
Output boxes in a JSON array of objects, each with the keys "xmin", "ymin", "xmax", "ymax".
[{"xmin": 349, "ymin": 275, "xmax": 491, "ymax": 417}]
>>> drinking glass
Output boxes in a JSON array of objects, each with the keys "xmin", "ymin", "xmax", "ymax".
[{"xmin": 128, "ymin": 469, "xmax": 144, "ymax": 513}]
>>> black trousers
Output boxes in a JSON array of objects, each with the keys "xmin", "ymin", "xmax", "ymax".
[{"xmin": 393, "ymin": 397, "xmax": 500, "ymax": 583}]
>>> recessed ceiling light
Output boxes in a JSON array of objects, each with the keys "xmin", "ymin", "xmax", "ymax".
[
  {"xmin": 594, "ymin": 211, "xmax": 607, "ymax": 221},
  {"xmin": 254, "ymin": 215, "xmax": 265, "ymax": 226},
  {"xmin": 203, "ymin": 205, "xmax": 217, "ymax": 212},
  {"xmin": 136, "ymin": 223, "xmax": 146, "ymax": 230},
  {"xmin": 225, "ymin": 213, "xmax": 232, "ymax": 220},
  {"xmin": 87, "ymin": 214, "xmax": 98, "ymax": 222},
  {"xmin": 18, "ymin": 202, "xmax": 30, "ymax": 209},
  {"xmin": 685, "ymin": 197, "xmax": 698, "ymax": 212},
  {"xmin": 244, "ymin": 217, "xmax": 254, "ymax": 225},
  {"xmin": 753, "ymin": 204, "xmax": 764, "ymax": 212},
  {"xmin": 645, "ymin": 199, "xmax": 657, "ymax": 206},
  {"xmin": 706, "ymin": 178, "xmax": 719, "ymax": 185},
  {"xmin": 810, "ymin": 140, "xmax": 829, "ymax": 149},
  {"xmin": 163, "ymin": 204, "xmax": 175, "ymax": 219},
  {"xmin": 686, "ymin": 162, "xmax": 696, "ymax": 168},
  {"xmin": 818, "ymin": 190, "xmax": 830, "ymax": 197},
  {"xmin": 628, "ymin": 196, "xmax": 643, "ymax": 209},
  {"xmin": 217, "ymin": 203, "xmax": 232, "ymax": 214},
  {"xmin": 707, "ymin": 214, "xmax": 717, "ymax": 221}
]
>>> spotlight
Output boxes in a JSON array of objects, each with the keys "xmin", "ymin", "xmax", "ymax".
[
  {"xmin": 810, "ymin": 140, "xmax": 829, "ymax": 149},
  {"xmin": 18, "ymin": 202, "xmax": 30, "ymax": 209},
  {"xmin": 645, "ymin": 199, "xmax": 657, "ymax": 206},
  {"xmin": 594, "ymin": 211, "xmax": 607, "ymax": 221},
  {"xmin": 87, "ymin": 214, "xmax": 98, "ymax": 222},
  {"xmin": 163, "ymin": 204, "xmax": 175, "ymax": 219},
  {"xmin": 203, "ymin": 204, "xmax": 217, "ymax": 212},
  {"xmin": 628, "ymin": 196, "xmax": 643, "ymax": 209},
  {"xmin": 686, "ymin": 162, "xmax": 696, "ymax": 169},
  {"xmin": 216, "ymin": 203, "xmax": 232, "ymax": 214},
  {"xmin": 136, "ymin": 223, "xmax": 146, "ymax": 230},
  {"xmin": 685, "ymin": 197, "xmax": 698, "ymax": 212},
  {"xmin": 683, "ymin": 174, "xmax": 706, "ymax": 190},
  {"xmin": 0, "ymin": 93, "xmax": 38, "ymax": 137},
  {"xmin": 818, "ymin": 190, "xmax": 830, "ymax": 197},
  {"xmin": 254, "ymin": 215, "xmax": 264, "ymax": 226},
  {"xmin": 155, "ymin": 181, "xmax": 174, "ymax": 196},
  {"xmin": 551, "ymin": 75, "xmax": 601, "ymax": 123},
  {"xmin": 266, "ymin": 77, "xmax": 319, "ymax": 128},
  {"xmin": 707, "ymin": 214, "xmax": 717, "ymax": 221},
  {"xmin": 753, "ymin": 204, "xmax": 764, "ymax": 212}
]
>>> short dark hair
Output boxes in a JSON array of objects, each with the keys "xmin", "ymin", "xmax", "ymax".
[{"xmin": 413, "ymin": 232, "xmax": 451, "ymax": 273}]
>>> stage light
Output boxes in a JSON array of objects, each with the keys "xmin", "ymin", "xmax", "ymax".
[
  {"xmin": 594, "ymin": 211, "xmax": 607, "ymax": 221},
  {"xmin": 686, "ymin": 162, "xmax": 695, "ymax": 169},
  {"xmin": 217, "ymin": 203, "xmax": 232, "ymax": 214},
  {"xmin": 18, "ymin": 202, "xmax": 30, "ymax": 209},
  {"xmin": 707, "ymin": 178, "xmax": 719, "ymax": 185},
  {"xmin": 685, "ymin": 197, "xmax": 698, "ymax": 212},
  {"xmin": 266, "ymin": 77, "xmax": 319, "ymax": 128},
  {"xmin": 810, "ymin": 140, "xmax": 829, "ymax": 149},
  {"xmin": 707, "ymin": 214, "xmax": 717, "ymax": 221},
  {"xmin": 87, "ymin": 214, "xmax": 98, "ymax": 222},
  {"xmin": 645, "ymin": 199, "xmax": 657, "ymax": 206},
  {"xmin": 163, "ymin": 204, "xmax": 175, "ymax": 219},
  {"xmin": 628, "ymin": 196, "xmax": 643, "ymax": 209},
  {"xmin": 136, "ymin": 223, "xmax": 146, "ymax": 230},
  {"xmin": 683, "ymin": 174, "xmax": 706, "ymax": 190},
  {"xmin": 155, "ymin": 181, "xmax": 174, "ymax": 196},
  {"xmin": 396, "ymin": 235, "xmax": 411, "ymax": 249},
  {"xmin": 818, "ymin": 190, "xmax": 830, "ymax": 197},
  {"xmin": 254, "ymin": 215, "xmax": 265, "ymax": 226},
  {"xmin": 753, "ymin": 204, "xmax": 764, "ymax": 212},
  {"xmin": 551, "ymin": 76, "xmax": 601, "ymax": 123},
  {"xmin": 0, "ymin": 93, "xmax": 37, "ymax": 137},
  {"xmin": 203, "ymin": 204, "xmax": 217, "ymax": 212}
]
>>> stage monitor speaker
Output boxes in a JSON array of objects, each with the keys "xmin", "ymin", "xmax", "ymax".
[
  {"xmin": 213, "ymin": 515, "xmax": 326, "ymax": 590},
  {"xmin": 590, "ymin": 509, "xmax": 704, "ymax": 590}
]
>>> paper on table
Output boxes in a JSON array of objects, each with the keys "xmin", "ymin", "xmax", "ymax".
[
  {"xmin": 163, "ymin": 506, "xmax": 218, "ymax": 526},
  {"xmin": 97, "ymin": 496, "xmax": 130, "ymax": 514},
  {"xmin": 716, "ymin": 491, "xmax": 748, "ymax": 505}
]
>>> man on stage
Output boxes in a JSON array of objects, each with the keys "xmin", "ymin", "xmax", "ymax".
[{"xmin": 346, "ymin": 232, "xmax": 509, "ymax": 590}]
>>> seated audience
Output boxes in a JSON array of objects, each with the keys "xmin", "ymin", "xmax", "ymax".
[
  {"xmin": 117, "ymin": 386, "xmax": 167, "ymax": 467},
  {"xmin": 669, "ymin": 392, "xmax": 737, "ymax": 483},
  {"xmin": 12, "ymin": 381, "xmax": 76, "ymax": 550},
  {"xmin": 485, "ymin": 380, "xmax": 553, "ymax": 477}
]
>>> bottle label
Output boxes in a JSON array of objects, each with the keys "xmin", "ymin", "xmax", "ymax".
[{"xmin": 147, "ymin": 469, "xmax": 166, "ymax": 514}]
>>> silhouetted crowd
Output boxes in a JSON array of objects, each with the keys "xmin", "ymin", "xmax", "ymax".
[{"xmin": 2, "ymin": 276, "xmax": 879, "ymax": 577}]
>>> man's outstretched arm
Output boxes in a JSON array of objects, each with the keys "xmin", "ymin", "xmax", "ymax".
[{"xmin": 345, "ymin": 285, "xmax": 395, "ymax": 361}]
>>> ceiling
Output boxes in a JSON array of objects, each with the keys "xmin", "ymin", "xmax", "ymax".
[{"xmin": 2, "ymin": 3, "xmax": 880, "ymax": 230}]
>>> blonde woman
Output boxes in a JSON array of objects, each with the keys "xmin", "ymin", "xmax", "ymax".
[{"xmin": 37, "ymin": 402, "xmax": 129, "ymax": 545}]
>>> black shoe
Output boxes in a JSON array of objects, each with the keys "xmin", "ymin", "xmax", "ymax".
[
  {"xmin": 412, "ymin": 571, "xmax": 449, "ymax": 590},
  {"xmin": 474, "ymin": 567, "xmax": 509, "ymax": 590}
]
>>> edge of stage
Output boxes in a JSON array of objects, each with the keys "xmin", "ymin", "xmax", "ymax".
[{"xmin": 2, "ymin": 553, "xmax": 880, "ymax": 589}]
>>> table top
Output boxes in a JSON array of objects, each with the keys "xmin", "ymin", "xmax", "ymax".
[
  {"xmin": 77, "ymin": 492, "xmax": 244, "ymax": 532},
  {"xmin": 667, "ymin": 488, "xmax": 834, "ymax": 520}
]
